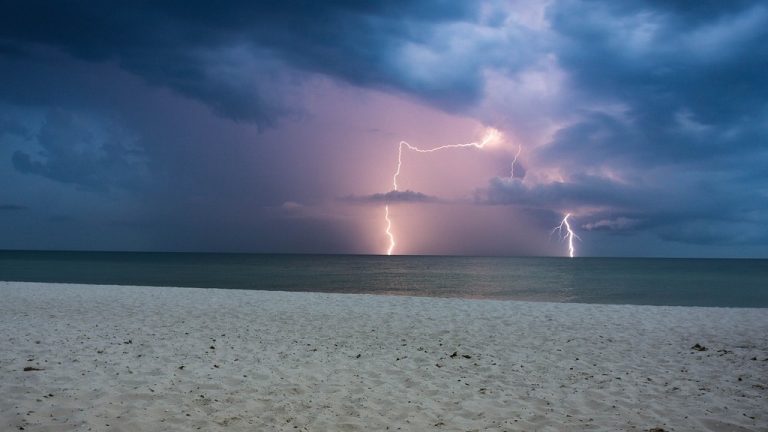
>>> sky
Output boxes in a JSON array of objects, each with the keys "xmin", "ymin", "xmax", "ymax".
[{"xmin": 0, "ymin": 0, "xmax": 767, "ymax": 257}]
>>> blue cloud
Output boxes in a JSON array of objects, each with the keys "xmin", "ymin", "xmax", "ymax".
[
  {"xmin": 0, "ymin": 1, "xmax": 494, "ymax": 124},
  {"xmin": 11, "ymin": 110, "xmax": 148, "ymax": 191}
]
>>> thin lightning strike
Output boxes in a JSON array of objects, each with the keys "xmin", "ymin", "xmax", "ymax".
[
  {"xmin": 384, "ymin": 128, "xmax": 500, "ymax": 255},
  {"xmin": 392, "ymin": 128, "xmax": 500, "ymax": 191},
  {"xmin": 552, "ymin": 213, "xmax": 581, "ymax": 258},
  {"xmin": 510, "ymin": 143, "xmax": 522, "ymax": 178},
  {"xmin": 384, "ymin": 205, "xmax": 395, "ymax": 256}
]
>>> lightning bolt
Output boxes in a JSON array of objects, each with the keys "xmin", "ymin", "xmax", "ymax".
[
  {"xmin": 552, "ymin": 213, "xmax": 580, "ymax": 258},
  {"xmin": 384, "ymin": 128, "xmax": 500, "ymax": 255},
  {"xmin": 384, "ymin": 205, "xmax": 395, "ymax": 256},
  {"xmin": 392, "ymin": 128, "xmax": 500, "ymax": 191},
  {"xmin": 510, "ymin": 143, "xmax": 522, "ymax": 178}
]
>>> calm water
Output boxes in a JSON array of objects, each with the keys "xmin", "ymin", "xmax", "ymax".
[{"xmin": 1, "ymin": 251, "xmax": 766, "ymax": 307}]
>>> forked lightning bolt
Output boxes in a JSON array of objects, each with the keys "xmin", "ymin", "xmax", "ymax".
[
  {"xmin": 384, "ymin": 128, "xmax": 500, "ymax": 255},
  {"xmin": 552, "ymin": 213, "xmax": 580, "ymax": 258}
]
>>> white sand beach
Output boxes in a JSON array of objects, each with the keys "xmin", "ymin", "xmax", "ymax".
[{"xmin": 1, "ymin": 281, "xmax": 766, "ymax": 431}]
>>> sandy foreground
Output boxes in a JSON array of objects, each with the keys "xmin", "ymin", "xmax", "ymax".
[{"xmin": 0, "ymin": 282, "xmax": 766, "ymax": 432}]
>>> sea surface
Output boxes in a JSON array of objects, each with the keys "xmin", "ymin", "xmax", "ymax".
[{"xmin": 1, "ymin": 251, "xmax": 766, "ymax": 307}]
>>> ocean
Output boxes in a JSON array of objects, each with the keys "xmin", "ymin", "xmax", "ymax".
[{"xmin": 0, "ymin": 251, "xmax": 766, "ymax": 307}]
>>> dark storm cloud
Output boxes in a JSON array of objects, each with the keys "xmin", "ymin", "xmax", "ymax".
[
  {"xmin": 550, "ymin": 0, "xmax": 768, "ymax": 119},
  {"xmin": 11, "ymin": 110, "xmax": 148, "ymax": 191},
  {"xmin": 486, "ymin": 175, "xmax": 646, "ymax": 210},
  {"xmin": 543, "ymin": 0, "xmax": 768, "ymax": 182},
  {"xmin": 488, "ymin": 0, "xmax": 768, "ymax": 247},
  {"xmin": 484, "ymin": 170, "xmax": 768, "ymax": 246},
  {"xmin": 0, "ymin": 1, "xmax": 487, "ymax": 124},
  {"xmin": 342, "ymin": 190, "xmax": 440, "ymax": 204},
  {"xmin": 0, "ymin": 117, "xmax": 29, "ymax": 138},
  {"xmin": 544, "ymin": 0, "xmax": 768, "ymax": 164},
  {"xmin": 0, "ymin": 204, "xmax": 26, "ymax": 211}
]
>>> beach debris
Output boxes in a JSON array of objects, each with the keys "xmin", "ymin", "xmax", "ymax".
[
  {"xmin": 355, "ymin": 354, "xmax": 361, "ymax": 359},
  {"xmin": 178, "ymin": 365, "xmax": 184, "ymax": 370},
  {"xmin": 124, "ymin": 339, "xmax": 132, "ymax": 344},
  {"xmin": 209, "ymin": 345, "xmax": 215, "ymax": 350},
  {"xmin": 23, "ymin": 367, "xmax": 44, "ymax": 372},
  {"xmin": 448, "ymin": 351, "xmax": 472, "ymax": 359},
  {"xmin": 435, "ymin": 363, "xmax": 443, "ymax": 368},
  {"xmin": 691, "ymin": 343, "xmax": 707, "ymax": 351},
  {"xmin": 648, "ymin": 428, "xmax": 666, "ymax": 432}
]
